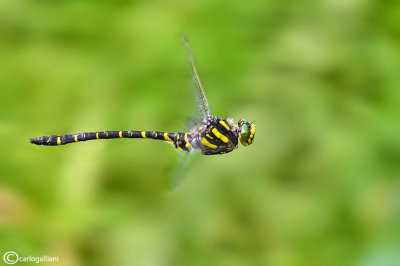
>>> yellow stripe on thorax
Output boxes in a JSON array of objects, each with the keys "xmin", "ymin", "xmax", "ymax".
[
  {"xmin": 211, "ymin": 128, "xmax": 229, "ymax": 143},
  {"xmin": 141, "ymin": 131, "xmax": 147, "ymax": 138},
  {"xmin": 96, "ymin": 133, "xmax": 99, "ymax": 139},
  {"xmin": 201, "ymin": 137, "xmax": 218, "ymax": 149},
  {"xmin": 219, "ymin": 120, "xmax": 230, "ymax": 130},
  {"xmin": 119, "ymin": 131, "xmax": 123, "ymax": 138},
  {"xmin": 57, "ymin": 137, "xmax": 61, "ymax": 145},
  {"xmin": 74, "ymin": 135, "xmax": 78, "ymax": 142}
]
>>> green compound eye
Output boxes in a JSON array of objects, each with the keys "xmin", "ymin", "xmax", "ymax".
[
  {"xmin": 241, "ymin": 123, "xmax": 250, "ymax": 137},
  {"xmin": 238, "ymin": 119, "xmax": 256, "ymax": 146}
]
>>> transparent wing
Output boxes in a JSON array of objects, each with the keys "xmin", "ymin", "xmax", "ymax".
[
  {"xmin": 181, "ymin": 34, "xmax": 211, "ymax": 118},
  {"xmin": 168, "ymin": 35, "xmax": 208, "ymax": 188},
  {"xmin": 170, "ymin": 150, "xmax": 198, "ymax": 188}
]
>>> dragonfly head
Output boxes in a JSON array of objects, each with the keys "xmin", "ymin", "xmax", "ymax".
[{"xmin": 238, "ymin": 119, "xmax": 256, "ymax": 146}]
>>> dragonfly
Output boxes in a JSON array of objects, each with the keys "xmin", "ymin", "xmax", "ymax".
[{"xmin": 30, "ymin": 35, "xmax": 256, "ymax": 155}]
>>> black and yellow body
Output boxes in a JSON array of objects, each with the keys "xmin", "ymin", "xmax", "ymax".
[
  {"xmin": 30, "ymin": 130, "xmax": 193, "ymax": 152},
  {"xmin": 30, "ymin": 115, "xmax": 247, "ymax": 155},
  {"xmin": 191, "ymin": 115, "xmax": 239, "ymax": 155}
]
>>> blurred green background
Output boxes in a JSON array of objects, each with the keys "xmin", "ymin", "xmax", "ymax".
[{"xmin": 0, "ymin": 0, "xmax": 399, "ymax": 265}]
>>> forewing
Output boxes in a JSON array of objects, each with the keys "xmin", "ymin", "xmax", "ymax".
[{"xmin": 182, "ymin": 34, "xmax": 211, "ymax": 118}]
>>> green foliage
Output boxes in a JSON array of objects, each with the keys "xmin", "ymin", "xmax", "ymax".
[{"xmin": 0, "ymin": 0, "xmax": 399, "ymax": 265}]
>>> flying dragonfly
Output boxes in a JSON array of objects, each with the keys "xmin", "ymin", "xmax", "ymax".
[{"xmin": 30, "ymin": 36, "xmax": 256, "ymax": 155}]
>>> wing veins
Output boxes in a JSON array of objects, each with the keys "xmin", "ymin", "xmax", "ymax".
[{"xmin": 181, "ymin": 34, "xmax": 211, "ymax": 118}]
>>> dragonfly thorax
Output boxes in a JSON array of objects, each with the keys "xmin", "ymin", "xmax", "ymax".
[{"xmin": 188, "ymin": 115, "xmax": 237, "ymax": 155}]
